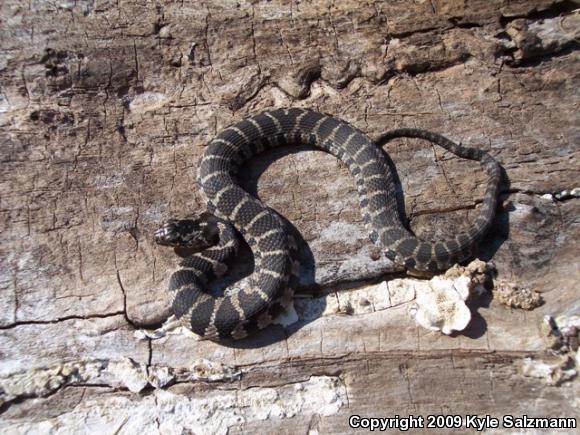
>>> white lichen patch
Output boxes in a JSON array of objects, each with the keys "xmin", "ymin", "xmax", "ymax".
[
  {"xmin": 92, "ymin": 173, "xmax": 125, "ymax": 190},
  {"xmin": 0, "ymin": 358, "xmax": 176, "ymax": 404},
  {"xmin": 327, "ymin": 282, "xmax": 388, "ymax": 315},
  {"xmin": 409, "ymin": 280, "xmax": 472, "ymax": 335},
  {"xmin": 0, "ymin": 376, "xmax": 346, "ymax": 435},
  {"xmin": 187, "ymin": 358, "xmax": 241, "ymax": 382},
  {"xmin": 0, "ymin": 93, "xmax": 9, "ymax": 113},
  {"xmin": 387, "ymin": 279, "xmax": 418, "ymax": 307},
  {"xmin": 127, "ymin": 92, "xmax": 168, "ymax": 113},
  {"xmin": 409, "ymin": 260, "xmax": 491, "ymax": 335},
  {"xmin": 147, "ymin": 365, "xmax": 175, "ymax": 389},
  {"xmin": 518, "ymin": 356, "xmax": 577, "ymax": 386}
]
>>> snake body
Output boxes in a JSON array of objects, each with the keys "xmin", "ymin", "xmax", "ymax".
[{"xmin": 163, "ymin": 108, "xmax": 501, "ymax": 340}]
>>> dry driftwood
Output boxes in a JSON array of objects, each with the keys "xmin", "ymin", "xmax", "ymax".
[{"xmin": 1, "ymin": 0, "xmax": 579, "ymax": 433}]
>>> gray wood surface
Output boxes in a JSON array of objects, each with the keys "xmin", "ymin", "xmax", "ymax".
[{"xmin": 1, "ymin": 0, "xmax": 578, "ymax": 433}]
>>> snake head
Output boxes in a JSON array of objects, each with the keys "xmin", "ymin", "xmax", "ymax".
[{"xmin": 154, "ymin": 212, "xmax": 220, "ymax": 251}]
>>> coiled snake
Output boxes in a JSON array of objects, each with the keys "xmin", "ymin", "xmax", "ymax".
[{"xmin": 155, "ymin": 108, "xmax": 501, "ymax": 340}]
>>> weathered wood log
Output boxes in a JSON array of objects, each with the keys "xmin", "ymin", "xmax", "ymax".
[{"xmin": 1, "ymin": 0, "xmax": 578, "ymax": 432}]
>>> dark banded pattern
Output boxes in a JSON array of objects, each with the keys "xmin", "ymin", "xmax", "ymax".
[{"xmin": 167, "ymin": 108, "xmax": 502, "ymax": 340}]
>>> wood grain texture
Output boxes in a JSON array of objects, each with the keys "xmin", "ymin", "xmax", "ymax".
[{"xmin": 1, "ymin": 0, "xmax": 578, "ymax": 432}]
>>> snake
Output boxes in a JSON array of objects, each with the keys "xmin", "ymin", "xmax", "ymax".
[{"xmin": 154, "ymin": 108, "xmax": 501, "ymax": 341}]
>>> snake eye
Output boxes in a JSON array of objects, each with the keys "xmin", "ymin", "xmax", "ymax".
[{"xmin": 154, "ymin": 216, "xmax": 219, "ymax": 250}]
